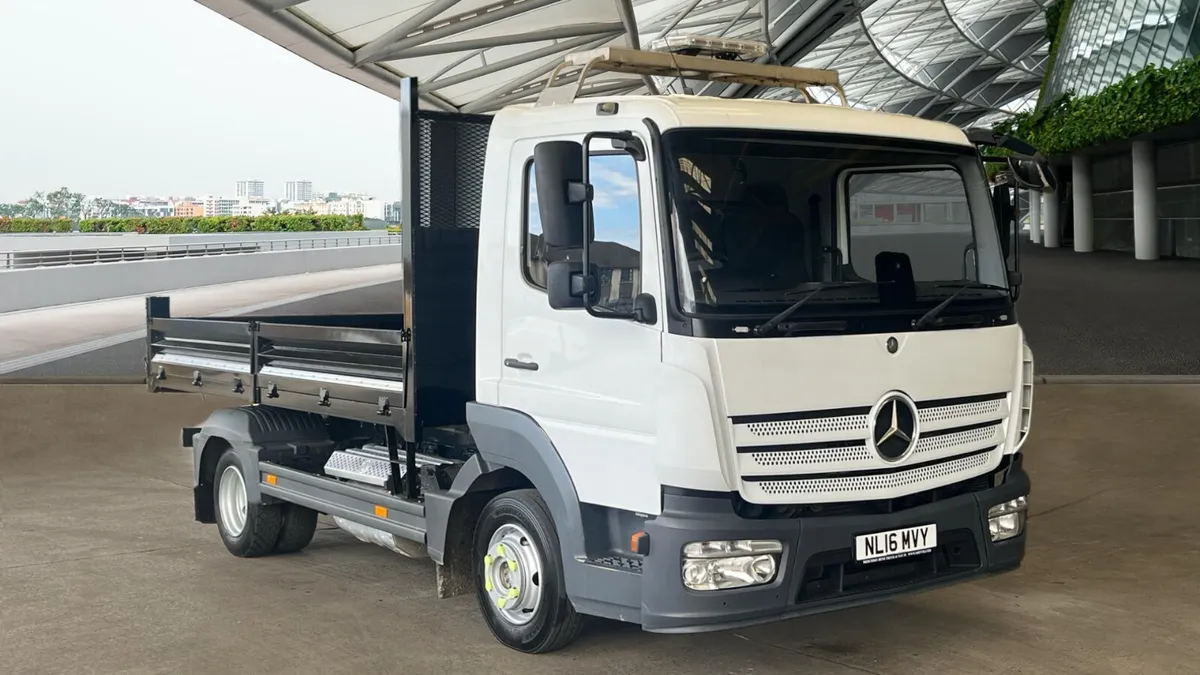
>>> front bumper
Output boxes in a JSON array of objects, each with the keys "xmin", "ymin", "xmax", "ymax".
[{"xmin": 639, "ymin": 454, "xmax": 1029, "ymax": 633}]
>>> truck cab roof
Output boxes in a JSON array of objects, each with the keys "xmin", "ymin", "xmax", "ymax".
[{"xmin": 494, "ymin": 95, "xmax": 975, "ymax": 149}]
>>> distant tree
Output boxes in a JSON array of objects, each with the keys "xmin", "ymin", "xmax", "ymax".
[
  {"xmin": 44, "ymin": 187, "xmax": 85, "ymax": 219},
  {"xmin": 14, "ymin": 187, "xmax": 86, "ymax": 219},
  {"xmin": 0, "ymin": 203, "xmax": 27, "ymax": 217},
  {"xmin": 326, "ymin": 192, "xmax": 340, "ymax": 202}
]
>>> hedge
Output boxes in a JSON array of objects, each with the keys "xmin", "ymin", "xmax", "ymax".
[
  {"xmin": 0, "ymin": 218, "xmax": 73, "ymax": 233},
  {"xmin": 995, "ymin": 54, "xmax": 1200, "ymax": 156},
  {"xmin": 77, "ymin": 214, "xmax": 365, "ymax": 234}
]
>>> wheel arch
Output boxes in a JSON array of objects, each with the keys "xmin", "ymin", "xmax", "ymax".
[
  {"xmin": 189, "ymin": 406, "xmax": 329, "ymax": 522},
  {"xmin": 425, "ymin": 403, "xmax": 586, "ymax": 598}
]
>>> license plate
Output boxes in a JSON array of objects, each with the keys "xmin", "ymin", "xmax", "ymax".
[{"xmin": 855, "ymin": 524, "xmax": 937, "ymax": 564}]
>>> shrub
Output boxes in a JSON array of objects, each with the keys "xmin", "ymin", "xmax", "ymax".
[
  {"xmin": 75, "ymin": 214, "xmax": 366, "ymax": 234},
  {"xmin": 0, "ymin": 218, "xmax": 73, "ymax": 233}
]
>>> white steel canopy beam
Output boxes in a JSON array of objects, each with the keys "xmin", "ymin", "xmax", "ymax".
[
  {"xmin": 424, "ymin": 33, "xmax": 618, "ymax": 91},
  {"xmin": 357, "ymin": 0, "xmax": 567, "ymax": 65},
  {"xmin": 382, "ymin": 23, "xmax": 627, "ymax": 60},
  {"xmin": 353, "ymin": 0, "xmax": 466, "ymax": 66}
]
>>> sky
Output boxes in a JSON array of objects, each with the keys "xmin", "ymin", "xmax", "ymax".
[
  {"xmin": 527, "ymin": 155, "xmax": 642, "ymax": 250},
  {"xmin": 0, "ymin": 0, "xmax": 400, "ymax": 202}
]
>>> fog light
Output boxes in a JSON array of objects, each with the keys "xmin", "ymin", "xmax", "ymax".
[
  {"xmin": 988, "ymin": 496, "xmax": 1028, "ymax": 542},
  {"xmin": 681, "ymin": 539, "xmax": 782, "ymax": 590}
]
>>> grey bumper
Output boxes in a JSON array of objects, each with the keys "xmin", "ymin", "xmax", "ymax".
[{"xmin": 639, "ymin": 454, "xmax": 1030, "ymax": 633}]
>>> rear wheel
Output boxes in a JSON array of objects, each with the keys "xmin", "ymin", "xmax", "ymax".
[
  {"xmin": 214, "ymin": 449, "xmax": 282, "ymax": 557},
  {"xmin": 273, "ymin": 505, "xmax": 319, "ymax": 554},
  {"xmin": 474, "ymin": 489, "xmax": 584, "ymax": 654}
]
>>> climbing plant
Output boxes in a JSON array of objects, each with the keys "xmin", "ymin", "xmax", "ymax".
[
  {"xmin": 1037, "ymin": 0, "xmax": 1074, "ymax": 102},
  {"xmin": 995, "ymin": 54, "xmax": 1200, "ymax": 156}
]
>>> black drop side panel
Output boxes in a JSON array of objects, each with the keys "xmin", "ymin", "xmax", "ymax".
[{"xmin": 403, "ymin": 84, "xmax": 493, "ymax": 433}]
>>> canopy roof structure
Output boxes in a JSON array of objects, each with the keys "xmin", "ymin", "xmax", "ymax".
[{"xmin": 197, "ymin": 0, "xmax": 1048, "ymax": 126}]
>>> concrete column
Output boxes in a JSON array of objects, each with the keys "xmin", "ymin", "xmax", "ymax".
[
  {"xmin": 1044, "ymin": 190, "xmax": 1060, "ymax": 248},
  {"xmin": 1132, "ymin": 139, "xmax": 1159, "ymax": 261},
  {"xmin": 1072, "ymin": 154, "xmax": 1094, "ymax": 252},
  {"xmin": 1029, "ymin": 189, "xmax": 1042, "ymax": 244}
]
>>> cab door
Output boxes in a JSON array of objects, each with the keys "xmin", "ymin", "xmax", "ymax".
[{"xmin": 496, "ymin": 135, "xmax": 664, "ymax": 516}]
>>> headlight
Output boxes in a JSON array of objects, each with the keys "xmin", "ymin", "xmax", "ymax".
[
  {"xmin": 988, "ymin": 496, "xmax": 1028, "ymax": 542},
  {"xmin": 681, "ymin": 539, "xmax": 782, "ymax": 590}
]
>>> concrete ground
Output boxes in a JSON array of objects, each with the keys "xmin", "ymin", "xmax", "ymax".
[
  {"xmin": 1017, "ymin": 240, "xmax": 1200, "ymax": 375},
  {"xmin": 1, "ymin": 384, "xmax": 1197, "ymax": 675}
]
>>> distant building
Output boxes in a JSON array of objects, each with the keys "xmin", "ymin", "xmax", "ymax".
[
  {"xmin": 328, "ymin": 195, "xmax": 377, "ymax": 217},
  {"xmin": 384, "ymin": 201, "xmax": 402, "ymax": 223},
  {"xmin": 203, "ymin": 196, "xmax": 241, "ymax": 217},
  {"xmin": 130, "ymin": 200, "xmax": 175, "ymax": 218},
  {"xmin": 231, "ymin": 200, "xmax": 272, "ymax": 217},
  {"xmin": 285, "ymin": 200, "xmax": 330, "ymax": 215},
  {"xmin": 362, "ymin": 199, "xmax": 386, "ymax": 221},
  {"xmin": 236, "ymin": 180, "xmax": 265, "ymax": 198},
  {"xmin": 174, "ymin": 201, "xmax": 205, "ymax": 217},
  {"xmin": 285, "ymin": 181, "xmax": 314, "ymax": 202}
]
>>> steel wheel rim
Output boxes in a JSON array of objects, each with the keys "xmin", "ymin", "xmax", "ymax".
[
  {"xmin": 482, "ymin": 523, "xmax": 544, "ymax": 625},
  {"xmin": 218, "ymin": 464, "xmax": 248, "ymax": 537}
]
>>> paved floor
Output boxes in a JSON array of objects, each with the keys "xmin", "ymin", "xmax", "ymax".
[
  {"xmin": 1, "ymin": 384, "xmax": 1196, "ymax": 674},
  {"xmin": 1017, "ymin": 241, "xmax": 1200, "ymax": 375}
]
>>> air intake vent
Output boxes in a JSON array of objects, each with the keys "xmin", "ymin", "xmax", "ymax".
[{"xmin": 1018, "ymin": 343, "xmax": 1034, "ymax": 447}]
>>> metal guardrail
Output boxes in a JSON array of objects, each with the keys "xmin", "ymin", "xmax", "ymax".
[{"xmin": 1, "ymin": 235, "xmax": 400, "ymax": 270}]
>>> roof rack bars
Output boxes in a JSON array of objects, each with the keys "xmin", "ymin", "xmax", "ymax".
[{"xmin": 535, "ymin": 46, "xmax": 848, "ymax": 107}]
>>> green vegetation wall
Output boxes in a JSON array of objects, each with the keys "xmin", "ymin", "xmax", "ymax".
[
  {"xmin": 1037, "ymin": 0, "xmax": 1074, "ymax": 102},
  {"xmin": 996, "ymin": 54, "xmax": 1200, "ymax": 156}
]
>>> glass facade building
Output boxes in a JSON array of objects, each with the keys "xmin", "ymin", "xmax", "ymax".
[
  {"xmin": 1041, "ymin": 0, "xmax": 1200, "ymax": 258},
  {"xmin": 1045, "ymin": 0, "xmax": 1200, "ymax": 100}
]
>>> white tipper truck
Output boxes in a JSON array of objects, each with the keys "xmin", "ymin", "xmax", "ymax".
[{"xmin": 145, "ymin": 40, "xmax": 1052, "ymax": 653}]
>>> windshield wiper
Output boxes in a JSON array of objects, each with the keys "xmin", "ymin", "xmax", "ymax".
[
  {"xmin": 913, "ymin": 282, "xmax": 1008, "ymax": 331},
  {"xmin": 753, "ymin": 281, "xmax": 876, "ymax": 336}
]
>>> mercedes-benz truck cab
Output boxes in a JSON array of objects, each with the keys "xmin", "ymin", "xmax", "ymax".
[
  {"xmin": 149, "ymin": 42, "xmax": 1048, "ymax": 654},
  {"xmin": 512, "ymin": 89, "xmax": 1034, "ymax": 632}
]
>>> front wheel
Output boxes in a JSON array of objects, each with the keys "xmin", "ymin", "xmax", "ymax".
[{"xmin": 474, "ymin": 489, "xmax": 583, "ymax": 653}]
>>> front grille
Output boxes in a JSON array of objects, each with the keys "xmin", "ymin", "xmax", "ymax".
[
  {"xmin": 733, "ymin": 392, "xmax": 1009, "ymax": 505},
  {"xmin": 797, "ymin": 528, "xmax": 980, "ymax": 604},
  {"xmin": 732, "ymin": 468, "xmax": 998, "ymax": 519},
  {"xmin": 747, "ymin": 449, "xmax": 994, "ymax": 500},
  {"xmin": 743, "ymin": 422, "xmax": 1002, "ymax": 473}
]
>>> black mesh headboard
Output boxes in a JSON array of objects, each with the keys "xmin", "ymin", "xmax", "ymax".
[{"xmin": 402, "ymin": 93, "xmax": 493, "ymax": 434}]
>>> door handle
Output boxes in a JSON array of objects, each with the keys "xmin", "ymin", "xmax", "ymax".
[{"xmin": 504, "ymin": 358, "xmax": 539, "ymax": 371}]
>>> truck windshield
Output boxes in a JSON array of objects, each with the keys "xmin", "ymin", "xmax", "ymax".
[{"xmin": 662, "ymin": 129, "xmax": 1009, "ymax": 319}]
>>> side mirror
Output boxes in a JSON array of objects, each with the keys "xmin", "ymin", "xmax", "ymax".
[
  {"xmin": 546, "ymin": 260, "xmax": 589, "ymax": 310},
  {"xmin": 1007, "ymin": 156, "xmax": 1058, "ymax": 193},
  {"xmin": 533, "ymin": 140, "xmax": 588, "ymax": 249}
]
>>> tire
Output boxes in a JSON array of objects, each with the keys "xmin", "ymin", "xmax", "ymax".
[
  {"xmin": 213, "ymin": 448, "xmax": 283, "ymax": 558},
  {"xmin": 273, "ymin": 505, "xmax": 319, "ymax": 554},
  {"xmin": 474, "ymin": 489, "xmax": 584, "ymax": 654}
]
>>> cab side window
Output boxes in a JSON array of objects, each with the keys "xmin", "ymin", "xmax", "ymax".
[{"xmin": 523, "ymin": 154, "xmax": 642, "ymax": 312}]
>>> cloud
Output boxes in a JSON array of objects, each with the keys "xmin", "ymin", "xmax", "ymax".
[{"xmin": 592, "ymin": 166, "xmax": 639, "ymax": 200}]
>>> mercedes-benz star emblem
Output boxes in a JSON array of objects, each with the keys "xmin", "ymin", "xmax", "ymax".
[
  {"xmin": 886, "ymin": 337, "xmax": 899, "ymax": 354},
  {"xmin": 871, "ymin": 394, "xmax": 918, "ymax": 462}
]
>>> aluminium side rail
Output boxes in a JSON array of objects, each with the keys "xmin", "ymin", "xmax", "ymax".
[{"xmin": 145, "ymin": 297, "xmax": 408, "ymax": 424}]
